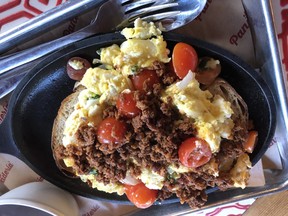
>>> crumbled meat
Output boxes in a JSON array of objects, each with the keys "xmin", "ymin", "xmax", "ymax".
[
  {"xmin": 75, "ymin": 125, "xmax": 96, "ymax": 146},
  {"xmin": 152, "ymin": 61, "xmax": 178, "ymax": 85},
  {"xmin": 102, "ymin": 106, "xmax": 119, "ymax": 119},
  {"xmin": 233, "ymin": 124, "xmax": 248, "ymax": 145},
  {"xmin": 216, "ymin": 140, "xmax": 244, "ymax": 161},
  {"xmin": 86, "ymin": 146, "xmax": 127, "ymax": 184}
]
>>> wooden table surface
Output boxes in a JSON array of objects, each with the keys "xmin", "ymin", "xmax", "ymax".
[{"xmin": 243, "ymin": 190, "xmax": 288, "ymax": 216}]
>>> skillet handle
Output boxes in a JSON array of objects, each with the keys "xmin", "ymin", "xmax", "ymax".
[{"xmin": 0, "ymin": 117, "xmax": 22, "ymax": 158}]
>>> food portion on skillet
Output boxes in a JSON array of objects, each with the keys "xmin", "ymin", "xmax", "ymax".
[{"xmin": 51, "ymin": 18, "xmax": 258, "ymax": 209}]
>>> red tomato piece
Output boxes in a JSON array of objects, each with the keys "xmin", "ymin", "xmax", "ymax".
[
  {"xmin": 243, "ymin": 130, "xmax": 258, "ymax": 153},
  {"xmin": 97, "ymin": 117, "xmax": 127, "ymax": 144},
  {"xmin": 125, "ymin": 182, "xmax": 158, "ymax": 209},
  {"xmin": 116, "ymin": 91, "xmax": 141, "ymax": 118},
  {"xmin": 178, "ymin": 137, "xmax": 212, "ymax": 168},
  {"xmin": 66, "ymin": 57, "xmax": 91, "ymax": 81},
  {"xmin": 172, "ymin": 42, "xmax": 198, "ymax": 79},
  {"xmin": 130, "ymin": 69, "xmax": 160, "ymax": 91}
]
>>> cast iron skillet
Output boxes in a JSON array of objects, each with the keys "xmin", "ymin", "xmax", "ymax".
[{"xmin": 0, "ymin": 32, "xmax": 277, "ymax": 205}]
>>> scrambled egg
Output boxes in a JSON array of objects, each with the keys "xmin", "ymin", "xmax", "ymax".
[
  {"xmin": 62, "ymin": 89, "xmax": 104, "ymax": 147},
  {"xmin": 204, "ymin": 58, "xmax": 220, "ymax": 70},
  {"xmin": 121, "ymin": 18, "xmax": 162, "ymax": 39},
  {"xmin": 139, "ymin": 168, "xmax": 165, "ymax": 190},
  {"xmin": 81, "ymin": 67, "xmax": 131, "ymax": 104},
  {"xmin": 80, "ymin": 174, "xmax": 125, "ymax": 195},
  {"xmin": 68, "ymin": 59, "xmax": 86, "ymax": 70},
  {"xmin": 230, "ymin": 153, "xmax": 252, "ymax": 188},
  {"xmin": 162, "ymin": 72, "xmax": 234, "ymax": 153},
  {"xmin": 100, "ymin": 18, "xmax": 170, "ymax": 76}
]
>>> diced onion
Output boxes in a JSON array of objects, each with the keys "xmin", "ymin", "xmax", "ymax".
[
  {"xmin": 176, "ymin": 70, "xmax": 195, "ymax": 90},
  {"xmin": 120, "ymin": 171, "xmax": 140, "ymax": 185}
]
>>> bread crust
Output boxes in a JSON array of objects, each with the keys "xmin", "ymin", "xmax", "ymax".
[{"xmin": 51, "ymin": 89, "xmax": 81, "ymax": 177}]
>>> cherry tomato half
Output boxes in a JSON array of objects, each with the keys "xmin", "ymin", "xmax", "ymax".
[
  {"xmin": 125, "ymin": 182, "xmax": 158, "ymax": 209},
  {"xmin": 195, "ymin": 57, "xmax": 221, "ymax": 85},
  {"xmin": 178, "ymin": 137, "xmax": 212, "ymax": 168},
  {"xmin": 172, "ymin": 42, "xmax": 198, "ymax": 79},
  {"xmin": 66, "ymin": 57, "xmax": 91, "ymax": 81},
  {"xmin": 130, "ymin": 69, "xmax": 160, "ymax": 92},
  {"xmin": 243, "ymin": 130, "xmax": 258, "ymax": 153},
  {"xmin": 116, "ymin": 91, "xmax": 141, "ymax": 118},
  {"xmin": 97, "ymin": 117, "xmax": 127, "ymax": 145}
]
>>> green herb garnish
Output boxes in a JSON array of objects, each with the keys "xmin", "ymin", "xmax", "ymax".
[
  {"xmin": 89, "ymin": 94, "xmax": 101, "ymax": 100},
  {"xmin": 166, "ymin": 172, "xmax": 179, "ymax": 181},
  {"xmin": 131, "ymin": 65, "xmax": 139, "ymax": 73},
  {"xmin": 89, "ymin": 169, "xmax": 98, "ymax": 175}
]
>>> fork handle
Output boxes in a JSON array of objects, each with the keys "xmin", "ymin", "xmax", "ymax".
[
  {"xmin": 0, "ymin": 6, "xmax": 108, "ymax": 81},
  {"xmin": 0, "ymin": 0, "xmax": 105, "ymax": 54},
  {"xmin": 0, "ymin": 30, "xmax": 89, "ymax": 80}
]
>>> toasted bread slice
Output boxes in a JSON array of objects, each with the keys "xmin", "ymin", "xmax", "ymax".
[
  {"xmin": 207, "ymin": 78, "xmax": 249, "ymax": 143},
  {"xmin": 51, "ymin": 88, "xmax": 82, "ymax": 177}
]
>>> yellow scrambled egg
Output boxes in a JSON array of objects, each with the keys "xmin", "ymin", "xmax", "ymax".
[
  {"xmin": 81, "ymin": 67, "xmax": 131, "ymax": 104},
  {"xmin": 139, "ymin": 168, "xmax": 165, "ymax": 190},
  {"xmin": 62, "ymin": 89, "xmax": 104, "ymax": 147},
  {"xmin": 161, "ymin": 72, "xmax": 234, "ymax": 153},
  {"xmin": 100, "ymin": 18, "xmax": 170, "ymax": 76},
  {"xmin": 230, "ymin": 153, "xmax": 252, "ymax": 188},
  {"xmin": 80, "ymin": 174, "xmax": 125, "ymax": 195}
]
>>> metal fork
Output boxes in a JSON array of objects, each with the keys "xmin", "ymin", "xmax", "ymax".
[{"xmin": 0, "ymin": 0, "xmax": 178, "ymax": 81}]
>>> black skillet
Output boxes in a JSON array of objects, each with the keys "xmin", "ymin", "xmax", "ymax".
[{"xmin": 0, "ymin": 32, "xmax": 277, "ymax": 205}]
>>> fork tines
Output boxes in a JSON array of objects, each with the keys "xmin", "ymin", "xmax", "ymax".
[
  {"xmin": 117, "ymin": 0, "xmax": 179, "ymax": 30},
  {"xmin": 127, "ymin": 2, "xmax": 178, "ymax": 19},
  {"xmin": 123, "ymin": 0, "xmax": 157, "ymax": 13}
]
